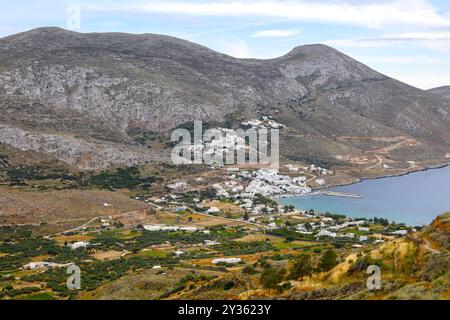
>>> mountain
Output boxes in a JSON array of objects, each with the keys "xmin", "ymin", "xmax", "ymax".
[
  {"xmin": 0, "ymin": 27, "xmax": 449, "ymax": 169},
  {"xmin": 428, "ymin": 86, "xmax": 450, "ymax": 100}
]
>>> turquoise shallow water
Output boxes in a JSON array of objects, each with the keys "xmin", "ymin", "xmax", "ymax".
[{"xmin": 278, "ymin": 166, "xmax": 450, "ymax": 226}]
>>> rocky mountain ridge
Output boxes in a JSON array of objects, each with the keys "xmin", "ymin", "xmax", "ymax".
[{"xmin": 0, "ymin": 27, "xmax": 449, "ymax": 169}]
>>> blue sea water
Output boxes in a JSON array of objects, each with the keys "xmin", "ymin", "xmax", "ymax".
[{"xmin": 278, "ymin": 166, "xmax": 450, "ymax": 226}]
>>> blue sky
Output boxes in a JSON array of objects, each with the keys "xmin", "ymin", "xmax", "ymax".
[{"xmin": 1, "ymin": 0, "xmax": 450, "ymax": 89}]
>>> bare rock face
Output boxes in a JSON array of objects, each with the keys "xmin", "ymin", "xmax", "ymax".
[
  {"xmin": 276, "ymin": 44, "xmax": 384, "ymax": 87},
  {"xmin": 0, "ymin": 27, "xmax": 449, "ymax": 169},
  {"xmin": 428, "ymin": 86, "xmax": 450, "ymax": 100},
  {"xmin": 0, "ymin": 125, "xmax": 162, "ymax": 169}
]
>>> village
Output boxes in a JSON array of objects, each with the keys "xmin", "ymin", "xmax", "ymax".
[
  {"xmin": 0, "ymin": 114, "xmax": 421, "ymax": 299},
  {"xmin": 16, "ymin": 162, "xmax": 410, "ymax": 273}
]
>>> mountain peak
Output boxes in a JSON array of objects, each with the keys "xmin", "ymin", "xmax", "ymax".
[{"xmin": 285, "ymin": 43, "xmax": 337, "ymax": 56}]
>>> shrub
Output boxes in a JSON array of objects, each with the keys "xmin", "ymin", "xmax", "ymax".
[
  {"xmin": 288, "ymin": 254, "xmax": 313, "ymax": 281},
  {"xmin": 259, "ymin": 268, "xmax": 286, "ymax": 290},
  {"xmin": 223, "ymin": 281, "xmax": 234, "ymax": 290},
  {"xmin": 319, "ymin": 249, "xmax": 339, "ymax": 271}
]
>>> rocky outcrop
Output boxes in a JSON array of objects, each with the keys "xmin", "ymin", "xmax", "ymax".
[
  {"xmin": 0, "ymin": 27, "xmax": 449, "ymax": 169},
  {"xmin": 0, "ymin": 125, "xmax": 163, "ymax": 169},
  {"xmin": 428, "ymin": 86, "xmax": 450, "ymax": 100}
]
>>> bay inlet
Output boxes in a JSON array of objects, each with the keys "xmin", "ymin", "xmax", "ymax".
[{"xmin": 278, "ymin": 165, "xmax": 450, "ymax": 226}]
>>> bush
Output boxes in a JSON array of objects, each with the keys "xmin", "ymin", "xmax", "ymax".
[
  {"xmin": 288, "ymin": 254, "xmax": 313, "ymax": 281},
  {"xmin": 223, "ymin": 281, "xmax": 234, "ymax": 290},
  {"xmin": 260, "ymin": 268, "xmax": 286, "ymax": 290},
  {"xmin": 347, "ymin": 256, "xmax": 383, "ymax": 275},
  {"xmin": 319, "ymin": 249, "xmax": 339, "ymax": 272},
  {"xmin": 420, "ymin": 253, "xmax": 450, "ymax": 281},
  {"xmin": 281, "ymin": 282, "xmax": 292, "ymax": 291},
  {"xmin": 241, "ymin": 266, "xmax": 258, "ymax": 275}
]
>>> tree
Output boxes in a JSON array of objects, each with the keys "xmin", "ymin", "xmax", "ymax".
[
  {"xmin": 223, "ymin": 281, "xmax": 234, "ymax": 290},
  {"xmin": 259, "ymin": 268, "xmax": 286, "ymax": 290},
  {"xmin": 288, "ymin": 254, "xmax": 312, "ymax": 281},
  {"xmin": 241, "ymin": 266, "xmax": 258, "ymax": 275},
  {"xmin": 319, "ymin": 249, "xmax": 338, "ymax": 271}
]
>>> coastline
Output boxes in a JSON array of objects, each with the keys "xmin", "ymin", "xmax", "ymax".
[
  {"xmin": 332, "ymin": 161, "xmax": 450, "ymax": 189},
  {"xmin": 273, "ymin": 162, "xmax": 450, "ymax": 226},
  {"xmin": 274, "ymin": 162, "xmax": 450, "ymax": 198}
]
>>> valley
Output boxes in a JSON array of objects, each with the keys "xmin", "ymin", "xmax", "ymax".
[{"xmin": 0, "ymin": 27, "xmax": 449, "ymax": 301}]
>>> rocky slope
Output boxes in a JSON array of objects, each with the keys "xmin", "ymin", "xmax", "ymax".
[
  {"xmin": 424, "ymin": 212, "xmax": 450, "ymax": 250},
  {"xmin": 429, "ymin": 86, "xmax": 450, "ymax": 100},
  {"xmin": 0, "ymin": 27, "xmax": 449, "ymax": 169}
]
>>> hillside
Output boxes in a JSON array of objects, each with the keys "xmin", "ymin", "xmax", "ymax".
[
  {"xmin": 55, "ymin": 213, "xmax": 450, "ymax": 300},
  {"xmin": 0, "ymin": 27, "xmax": 449, "ymax": 170},
  {"xmin": 429, "ymin": 86, "xmax": 450, "ymax": 100},
  {"xmin": 424, "ymin": 212, "xmax": 450, "ymax": 250}
]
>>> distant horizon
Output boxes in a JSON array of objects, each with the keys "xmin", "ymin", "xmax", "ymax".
[{"xmin": 2, "ymin": 0, "xmax": 450, "ymax": 90}]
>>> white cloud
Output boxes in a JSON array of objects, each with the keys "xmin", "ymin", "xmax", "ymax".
[
  {"xmin": 323, "ymin": 31, "xmax": 450, "ymax": 52},
  {"xmin": 252, "ymin": 28, "xmax": 302, "ymax": 38},
  {"xmin": 356, "ymin": 55, "xmax": 440, "ymax": 64},
  {"xmin": 322, "ymin": 38, "xmax": 391, "ymax": 48},
  {"xmin": 81, "ymin": 0, "xmax": 450, "ymax": 29},
  {"xmin": 386, "ymin": 31, "xmax": 450, "ymax": 40},
  {"xmin": 394, "ymin": 73, "xmax": 450, "ymax": 90},
  {"xmin": 220, "ymin": 39, "xmax": 250, "ymax": 58}
]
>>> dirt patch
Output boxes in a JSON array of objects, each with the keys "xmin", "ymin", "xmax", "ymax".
[
  {"xmin": 53, "ymin": 234, "xmax": 93, "ymax": 245},
  {"xmin": 0, "ymin": 188, "xmax": 150, "ymax": 232},
  {"xmin": 185, "ymin": 213, "xmax": 243, "ymax": 227},
  {"xmin": 92, "ymin": 250, "xmax": 124, "ymax": 261}
]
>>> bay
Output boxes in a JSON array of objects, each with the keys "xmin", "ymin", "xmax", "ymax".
[{"xmin": 278, "ymin": 166, "xmax": 450, "ymax": 226}]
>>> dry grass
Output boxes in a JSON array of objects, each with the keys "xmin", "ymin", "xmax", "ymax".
[
  {"xmin": 53, "ymin": 234, "xmax": 93, "ymax": 245},
  {"xmin": 204, "ymin": 200, "xmax": 244, "ymax": 218},
  {"xmin": 187, "ymin": 251, "xmax": 269, "ymax": 267},
  {"xmin": 79, "ymin": 267, "xmax": 224, "ymax": 300},
  {"xmin": 234, "ymin": 233, "xmax": 283, "ymax": 243},
  {"xmin": 0, "ymin": 187, "xmax": 150, "ymax": 232},
  {"xmin": 185, "ymin": 213, "xmax": 243, "ymax": 227},
  {"xmin": 320, "ymin": 253, "xmax": 359, "ymax": 283},
  {"xmin": 92, "ymin": 250, "xmax": 124, "ymax": 261}
]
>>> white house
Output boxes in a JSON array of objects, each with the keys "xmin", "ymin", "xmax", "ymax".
[
  {"xmin": 23, "ymin": 261, "xmax": 73, "ymax": 270},
  {"xmin": 204, "ymin": 240, "xmax": 221, "ymax": 246},
  {"xmin": 212, "ymin": 258, "xmax": 242, "ymax": 264},
  {"xmin": 143, "ymin": 224, "xmax": 197, "ymax": 232},
  {"xmin": 317, "ymin": 229, "xmax": 337, "ymax": 238},
  {"xmin": 70, "ymin": 241, "xmax": 89, "ymax": 250},
  {"xmin": 315, "ymin": 179, "xmax": 326, "ymax": 186},
  {"xmin": 391, "ymin": 230, "xmax": 408, "ymax": 235},
  {"xmin": 206, "ymin": 207, "xmax": 220, "ymax": 214}
]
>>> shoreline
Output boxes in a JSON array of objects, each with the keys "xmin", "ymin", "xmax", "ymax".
[
  {"xmin": 275, "ymin": 162, "xmax": 450, "ymax": 198},
  {"xmin": 322, "ymin": 161, "xmax": 450, "ymax": 190},
  {"xmin": 273, "ymin": 162, "xmax": 450, "ymax": 226}
]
